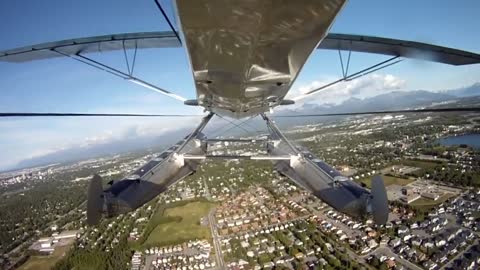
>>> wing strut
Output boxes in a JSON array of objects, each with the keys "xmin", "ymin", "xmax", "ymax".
[
  {"xmin": 292, "ymin": 55, "xmax": 402, "ymax": 101},
  {"xmin": 52, "ymin": 50, "xmax": 187, "ymax": 102},
  {"xmin": 153, "ymin": 0, "xmax": 182, "ymax": 45},
  {"xmin": 261, "ymin": 113, "xmax": 300, "ymax": 155}
]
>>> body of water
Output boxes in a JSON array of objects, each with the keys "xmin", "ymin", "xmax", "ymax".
[{"xmin": 439, "ymin": 134, "xmax": 480, "ymax": 149}]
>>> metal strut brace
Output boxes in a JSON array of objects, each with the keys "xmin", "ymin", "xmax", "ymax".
[
  {"xmin": 215, "ymin": 114, "xmax": 252, "ymax": 136},
  {"xmin": 183, "ymin": 154, "xmax": 291, "ymax": 160},
  {"xmin": 76, "ymin": 54, "xmax": 187, "ymax": 101},
  {"xmin": 123, "ymin": 40, "xmax": 131, "ymax": 75},
  {"xmin": 338, "ymin": 49, "xmax": 346, "ymax": 78},
  {"xmin": 293, "ymin": 55, "xmax": 402, "ymax": 101},
  {"xmin": 209, "ymin": 116, "xmax": 255, "ymax": 139},
  {"xmin": 52, "ymin": 49, "xmax": 187, "ymax": 102},
  {"xmin": 261, "ymin": 113, "xmax": 299, "ymax": 155},
  {"xmin": 345, "ymin": 42, "xmax": 352, "ymax": 77},
  {"xmin": 207, "ymin": 139, "xmax": 267, "ymax": 143},
  {"xmin": 153, "ymin": 0, "xmax": 182, "ymax": 45},
  {"xmin": 131, "ymin": 41, "xmax": 138, "ymax": 76},
  {"xmin": 338, "ymin": 42, "xmax": 352, "ymax": 79},
  {"xmin": 175, "ymin": 112, "xmax": 214, "ymax": 154}
]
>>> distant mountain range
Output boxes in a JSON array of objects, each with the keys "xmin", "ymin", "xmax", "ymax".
[
  {"xmin": 12, "ymin": 127, "xmax": 193, "ymax": 171},
  {"xmin": 8, "ymin": 82, "xmax": 480, "ymax": 171},
  {"xmin": 280, "ymin": 90, "xmax": 453, "ymax": 116},
  {"xmin": 280, "ymin": 82, "xmax": 480, "ymax": 116},
  {"xmin": 273, "ymin": 83, "xmax": 480, "ymax": 127},
  {"xmin": 442, "ymin": 82, "xmax": 480, "ymax": 97}
]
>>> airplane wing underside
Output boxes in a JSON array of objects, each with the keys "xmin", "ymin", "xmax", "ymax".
[
  {"xmin": 0, "ymin": 31, "xmax": 181, "ymax": 62},
  {"xmin": 174, "ymin": 0, "xmax": 347, "ymax": 118},
  {"xmin": 1, "ymin": 3, "xmax": 479, "ymax": 119},
  {"xmin": 1, "ymin": 31, "xmax": 479, "ymax": 66}
]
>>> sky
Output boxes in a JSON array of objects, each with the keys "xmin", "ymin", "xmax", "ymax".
[{"xmin": 0, "ymin": 0, "xmax": 479, "ymax": 170}]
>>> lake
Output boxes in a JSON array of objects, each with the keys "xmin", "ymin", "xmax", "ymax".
[{"xmin": 439, "ymin": 134, "xmax": 480, "ymax": 149}]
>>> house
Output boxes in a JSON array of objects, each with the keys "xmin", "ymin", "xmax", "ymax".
[
  {"xmin": 432, "ymin": 224, "xmax": 442, "ymax": 232},
  {"xmin": 361, "ymin": 247, "xmax": 371, "ymax": 254},
  {"xmin": 398, "ymin": 226, "xmax": 409, "ymax": 234},
  {"xmin": 386, "ymin": 259, "xmax": 396, "ymax": 269},
  {"xmin": 403, "ymin": 234, "xmax": 413, "ymax": 241},
  {"xmin": 368, "ymin": 239, "xmax": 378, "ymax": 249},
  {"xmin": 381, "ymin": 236, "xmax": 390, "ymax": 245},
  {"xmin": 238, "ymin": 259, "xmax": 249, "ymax": 266},
  {"xmin": 398, "ymin": 245, "xmax": 409, "ymax": 254},
  {"xmin": 263, "ymin": 262, "xmax": 274, "ymax": 269},
  {"xmin": 390, "ymin": 238, "xmax": 401, "ymax": 248},
  {"xmin": 448, "ymin": 233, "xmax": 456, "ymax": 242},
  {"xmin": 439, "ymin": 218, "xmax": 448, "ymax": 226},
  {"xmin": 412, "ymin": 238, "xmax": 423, "ymax": 246},
  {"xmin": 435, "ymin": 239, "xmax": 446, "ymax": 247},
  {"xmin": 417, "ymin": 252, "xmax": 427, "ymax": 262},
  {"xmin": 423, "ymin": 261, "xmax": 438, "ymax": 270},
  {"xmin": 466, "ymin": 261, "xmax": 476, "ymax": 270},
  {"xmin": 325, "ymin": 243, "xmax": 333, "ymax": 252},
  {"xmin": 407, "ymin": 249, "xmax": 417, "ymax": 260},
  {"xmin": 294, "ymin": 252, "xmax": 305, "ymax": 259},
  {"xmin": 273, "ymin": 258, "xmax": 285, "ymax": 265}
]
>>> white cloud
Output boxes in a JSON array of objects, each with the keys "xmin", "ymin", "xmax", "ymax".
[
  {"xmin": 287, "ymin": 73, "xmax": 406, "ymax": 106},
  {"xmin": 0, "ymin": 116, "xmax": 203, "ymax": 170}
]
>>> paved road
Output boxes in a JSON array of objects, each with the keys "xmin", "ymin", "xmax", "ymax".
[
  {"xmin": 203, "ymin": 177, "xmax": 212, "ymax": 200},
  {"xmin": 439, "ymin": 239, "xmax": 478, "ymax": 270},
  {"xmin": 143, "ymin": 255, "xmax": 154, "ymax": 270},
  {"xmin": 365, "ymin": 245, "xmax": 423, "ymax": 270},
  {"xmin": 208, "ymin": 208, "xmax": 224, "ymax": 269}
]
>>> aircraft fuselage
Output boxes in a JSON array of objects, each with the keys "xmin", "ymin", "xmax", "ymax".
[{"xmin": 175, "ymin": 0, "xmax": 347, "ymax": 118}]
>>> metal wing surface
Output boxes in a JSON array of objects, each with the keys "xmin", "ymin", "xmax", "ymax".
[
  {"xmin": 0, "ymin": 31, "xmax": 180, "ymax": 62},
  {"xmin": 320, "ymin": 33, "xmax": 480, "ymax": 65},
  {"xmin": 2, "ymin": 31, "xmax": 479, "ymax": 66}
]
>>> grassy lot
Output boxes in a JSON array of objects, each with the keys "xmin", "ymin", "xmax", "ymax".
[
  {"xmin": 143, "ymin": 201, "xmax": 215, "ymax": 247},
  {"xmin": 400, "ymin": 159, "xmax": 444, "ymax": 170},
  {"xmin": 359, "ymin": 175, "xmax": 415, "ymax": 189},
  {"xmin": 18, "ymin": 245, "xmax": 70, "ymax": 270},
  {"xmin": 410, "ymin": 193, "xmax": 455, "ymax": 211}
]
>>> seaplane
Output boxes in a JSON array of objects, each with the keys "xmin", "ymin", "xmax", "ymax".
[{"xmin": 1, "ymin": 0, "xmax": 480, "ymax": 226}]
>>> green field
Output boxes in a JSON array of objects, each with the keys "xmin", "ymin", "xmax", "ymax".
[
  {"xmin": 359, "ymin": 175, "xmax": 415, "ymax": 189},
  {"xmin": 143, "ymin": 201, "xmax": 215, "ymax": 247},
  {"xmin": 19, "ymin": 245, "xmax": 70, "ymax": 270},
  {"xmin": 400, "ymin": 159, "xmax": 444, "ymax": 170},
  {"xmin": 410, "ymin": 193, "xmax": 454, "ymax": 211}
]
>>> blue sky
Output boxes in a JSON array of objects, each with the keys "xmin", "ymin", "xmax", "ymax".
[{"xmin": 0, "ymin": 0, "xmax": 479, "ymax": 170}]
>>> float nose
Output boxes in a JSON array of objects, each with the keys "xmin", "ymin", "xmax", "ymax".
[
  {"xmin": 371, "ymin": 175, "xmax": 389, "ymax": 225},
  {"xmin": 87, "ymin": 174, "xmax": 104, "ymax": 225}
]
